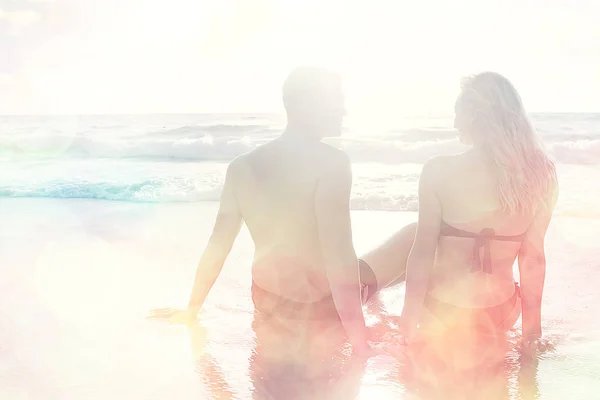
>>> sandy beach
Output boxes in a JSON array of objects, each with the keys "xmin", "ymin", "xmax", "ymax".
[{"xmin": 1, "ymin": 198, "xmax": 599, "ymax": 399}]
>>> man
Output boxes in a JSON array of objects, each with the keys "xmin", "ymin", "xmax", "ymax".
[{"xmin": 151, "ymin": 67, "xmax": 377, "ymax": 354}]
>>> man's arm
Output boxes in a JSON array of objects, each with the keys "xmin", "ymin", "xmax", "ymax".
[
  {"xmin": 518, "ymin": 179, "xmax": 558, "ymax": 340},
  {"xmin": 314, "ymin": 151, "xmax": 367, "ymax": 349},
  {"xmin": 399, "ymin": 158, "xmax": 443, "ymax": 338},
  {"xmin": 187, "ymin": 161, "xmax": 243, "ymax": 315}
]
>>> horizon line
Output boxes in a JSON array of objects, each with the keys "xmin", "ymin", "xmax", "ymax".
[{"xmin": 1, "ymin": 111, "xmax": 599, "ymax": 118}]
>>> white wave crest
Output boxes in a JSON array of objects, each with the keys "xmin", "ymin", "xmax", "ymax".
[{"xmin": 2, "ymin": 130, "xmax": 600, "ymax": 165}]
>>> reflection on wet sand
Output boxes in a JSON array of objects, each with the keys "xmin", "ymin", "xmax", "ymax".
[
  {"xmin": 248, "ymin": 311, "xmax": 368, "ymax": 400},
  {"xmin": 188, "ymin": 323, "xmax": 237, "ymax": 399},
  {"xmin": 187, "ymin": 300, "xmax": 541, "ymax": 399},
  {"xmin": 395, "ymin": 329, "xmax": 541, "ymax": 399},
  {"xmin": 517, "ymin": 353, "xmax": 541, "ymax": 400},
  {"xmin": 187, "ymin": 312, "xmax": 366, "ymax": 400}
]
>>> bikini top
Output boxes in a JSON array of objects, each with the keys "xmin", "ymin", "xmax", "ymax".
[{"xmin": 439, "ymin": 222, "xmax": 526, "ymax": 274}]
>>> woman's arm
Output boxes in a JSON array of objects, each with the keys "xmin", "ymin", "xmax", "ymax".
[
  {"xmin": 518, "ymin": 180, "xmax": 558, "ymax": 339},
  {"xmin": 399, "ymin": 157, "xmax": 443, "ymax": 338}
]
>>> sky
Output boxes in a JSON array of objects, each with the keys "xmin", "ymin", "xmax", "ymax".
[{"xmin": 0, "ymin": 0, "xmax": 599, "ymax": 116}]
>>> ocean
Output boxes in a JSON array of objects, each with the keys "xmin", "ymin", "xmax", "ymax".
[
  {"xmin": 1, "ymin": 113, "xmax": 600, "ymax": 215},
  {"xmin": 1, "ymin": 113, "xmax": 599, "ymax": 399}
]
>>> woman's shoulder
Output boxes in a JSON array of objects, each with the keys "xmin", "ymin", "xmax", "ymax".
[
  {"xmin": 419, "ymin": 156, "xmax": 454, "ymax": 189},
  {"xmin": 421, "ymin": 155, "xmax": 459, "ymax": 176},
  {"xmin": 420, "ymin": 153, "xmax": 481, "ymax": 193}
]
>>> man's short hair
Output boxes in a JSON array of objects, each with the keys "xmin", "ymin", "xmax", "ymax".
[{"xmin": 282, "ymin": 67, "xmax": 341, "ymax": 111}]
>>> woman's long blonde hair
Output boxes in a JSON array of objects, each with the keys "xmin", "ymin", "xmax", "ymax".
[{"xmin": 457, "ymin": 72, "xmax": 556, "ymax": 214}]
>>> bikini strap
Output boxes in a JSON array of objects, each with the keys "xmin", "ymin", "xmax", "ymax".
[
  {"xmin": 472, "ymin": 228, "xmax": 495, "ymax": 274},
  {"xmin": 440, "ymin": 223, "xmax": 524, "ymax": 274}
]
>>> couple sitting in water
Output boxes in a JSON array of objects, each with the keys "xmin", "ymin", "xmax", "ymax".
[{"xmin": 151, "ymin": 67, "xmax": 558, "ymax": 356}]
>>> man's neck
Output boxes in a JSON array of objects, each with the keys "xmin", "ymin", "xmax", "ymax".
[{"xmin": 282, "ymin": 124, "xmax": 323, "ymax": 143}]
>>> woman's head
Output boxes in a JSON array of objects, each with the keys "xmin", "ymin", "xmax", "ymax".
[
  {"xmin": 454, "ymin": 72, "xmax": 556, "ymax": 214},
  {"xmin": 454, "ymin": 72, "xmax": 527, "ymax": 145}
]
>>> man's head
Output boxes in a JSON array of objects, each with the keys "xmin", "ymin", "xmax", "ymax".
[{"xmin": 282, "ymin": 67, "xmax": 346, "ymax": 138}]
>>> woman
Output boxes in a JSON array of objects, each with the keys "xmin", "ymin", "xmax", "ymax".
[{"xmin": 360, "ymin": 72, "xmax": 558, "ymax": 352}]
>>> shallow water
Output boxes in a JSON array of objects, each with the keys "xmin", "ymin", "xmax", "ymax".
[{"xmin": 1, "ymin": 199, "xmax": 599, "ymax": 399}]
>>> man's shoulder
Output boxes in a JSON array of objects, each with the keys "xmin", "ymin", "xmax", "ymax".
[
  {"xmin": 249, "ymin": 139, "xmax": 349, "ymax": 164},
  {"xmin": 230, "ymin": 139, "xmax": 351, "ymax": 177},
  {"xmin": 314, "ymin": 142, "xmax": 351, "ymax": 165},
  {"xmin": 225, "ymin": 143, "xmax": 274, "ymax": 176},
  {"xmin": 239, "ymin": 138, "xmax": 278, "ymax": 160},
  {"xmin": 310, "ymin": 144, "xmax": 352, "ymax": 184},
  {"xmin": 319, "ymin": 141, "xmax": 349, "ymax": 156}
]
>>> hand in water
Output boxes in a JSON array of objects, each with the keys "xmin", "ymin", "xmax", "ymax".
[
  {"xmin": 521, "ymin": 335, "xmax": 552, "ymax": 357},
  {"xmin": 381, "ymin": 331, "xmax": 409, "ymax": 346},
  {"xmin": 386, "ymin": 315, "xmax": 419, "ymax": 343},
  {"xmin": 360, "ymin": 324, "xmax": 409, "ymax": 359},
  {"xmin": 386, "ymin": 315, "xmax": 404, "ymax": 328},
  {"xmin": 353, "ymin": 340, "xmax": 388, "ymax": 358},
  {"xmin": 387, "ymin": 315, "xmax": 416, "ymax": 334},
  {"xmin": 148, "ymin": 308, "xmax": 197, "ymax": 324}
]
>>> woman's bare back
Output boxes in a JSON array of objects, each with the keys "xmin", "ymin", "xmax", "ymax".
[{"xmin": 429, "ymin": 151, "xmax": 535, "ymax": 307}]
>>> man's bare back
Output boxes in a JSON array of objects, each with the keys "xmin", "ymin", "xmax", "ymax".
[{"xmin": 230, "ymin": 136, "xmax": 351, "ymax": 302}]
